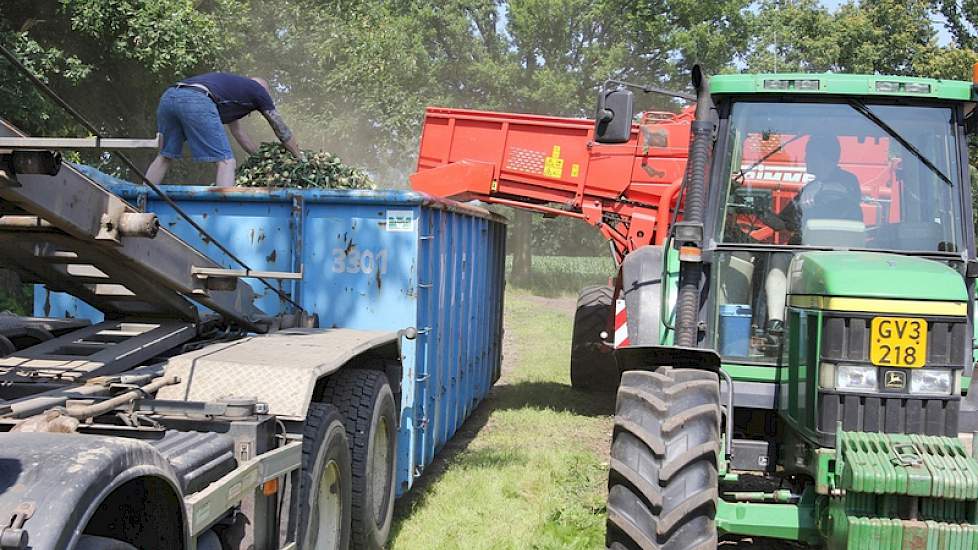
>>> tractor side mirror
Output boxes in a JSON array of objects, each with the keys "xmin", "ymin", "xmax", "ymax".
[{"xmin": 594, "ymin": 88, "xmax": 634, "ymax": 144}]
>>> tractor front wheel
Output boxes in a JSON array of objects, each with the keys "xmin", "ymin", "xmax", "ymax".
[
  {"xmin": 606, "ymin": 367, "xmax": 720, "ymax": 550},
  {"xmin": 570, "ymin": 285, "xmax": 617, "ymax": 392}
]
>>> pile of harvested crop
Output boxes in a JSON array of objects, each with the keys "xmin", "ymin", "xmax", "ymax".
[{"xmin": 235, "ymin": 142, "xmax": 373, "ymax": 189}]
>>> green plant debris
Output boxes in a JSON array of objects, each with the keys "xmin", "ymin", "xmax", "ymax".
[{"xmin": 235, "ymin": 142, "xmax": 373, "ymax": 189}]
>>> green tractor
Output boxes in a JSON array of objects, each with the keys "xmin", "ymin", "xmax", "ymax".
[{"xmin": 601, "ymin": 68, "xmax": 978, "ymax": 548}]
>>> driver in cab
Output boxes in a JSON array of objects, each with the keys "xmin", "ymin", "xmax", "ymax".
[
  {"xmin": 762, "ymin": 134, "xmax": 864, "ymax": 343},
  {"xmin": 764, "ymin": 134, "xmax": 863, "ymax": 238}
]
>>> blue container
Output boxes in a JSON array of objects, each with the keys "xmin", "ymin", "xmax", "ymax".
[
  {"xmin": 718, "ymin": 304, "xmax": 752, "ymax": 357},
  {"xmin": 35, "ymin": 181, "xmax": 507, "ymax": 496}
]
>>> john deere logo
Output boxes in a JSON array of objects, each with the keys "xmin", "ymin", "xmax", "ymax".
[{"xmin": 885, "ymin": 370, "xmax": 907, "ymax": 390}]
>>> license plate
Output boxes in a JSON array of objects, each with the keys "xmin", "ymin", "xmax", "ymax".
[{"xmin": 870, "ymin": 317, "xmax": 927, "ymax": 368}]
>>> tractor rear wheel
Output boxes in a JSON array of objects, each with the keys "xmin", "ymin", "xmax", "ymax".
[
  {"xmin": 606, "ymin": 367, "xmax": 720, "ymax": 550},
  {"xmin": 570, "ymin": 285, "xmax": 617, "ymax": 392}
]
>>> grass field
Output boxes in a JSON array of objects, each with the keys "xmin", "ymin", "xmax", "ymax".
[{"xmin": 388, "ymin": 290, "xmax": 615, "ymax": 550}]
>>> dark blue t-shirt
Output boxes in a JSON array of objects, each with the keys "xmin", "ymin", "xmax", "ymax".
[{"xmin": 180, "ymin": 72, "xmax": 275, "ymax": 124}]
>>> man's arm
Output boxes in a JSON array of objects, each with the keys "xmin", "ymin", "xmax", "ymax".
[
  {"xmin": 228, "ymin": 120, "xmax": 258, "ymax": 155},
  {"xmin": 261, "ymin": 109, "xmax": 301, "ymax": 158}
]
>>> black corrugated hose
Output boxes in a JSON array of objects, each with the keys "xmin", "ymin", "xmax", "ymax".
[{"xmin": 674, "ymin": 67, "xmax": 713, "ymax": 348}]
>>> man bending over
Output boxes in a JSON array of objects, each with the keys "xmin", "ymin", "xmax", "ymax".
[{"xmin": 146, "ymin": 72, "xmax": 300, "ymax": 187}]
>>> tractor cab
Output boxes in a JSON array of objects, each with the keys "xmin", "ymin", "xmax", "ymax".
[
  {"xmin": 604, "ymin": 72, "xmax": 978, "ymax": 549},
  {"xmin": 707, "ymin": 87, "xmax": 972, "ymax": 366}
]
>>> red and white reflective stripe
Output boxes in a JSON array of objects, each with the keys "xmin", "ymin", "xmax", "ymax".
[{"xmin": 614, "ymin": 299, "xmax": 630, "ymax": 348}]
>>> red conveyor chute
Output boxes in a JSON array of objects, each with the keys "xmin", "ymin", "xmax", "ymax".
[{"xmin": 410, "ymin": 107, "xmax": 695, "ymax": 259}]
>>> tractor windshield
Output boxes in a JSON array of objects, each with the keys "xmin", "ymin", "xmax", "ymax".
[{"xmin": 718, "ymin": 100, "xmax": 965, "ymax": 253}]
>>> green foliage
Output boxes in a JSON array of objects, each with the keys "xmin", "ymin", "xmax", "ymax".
[
  {"xmin": 935, "ymin": 0, "xmax": 978, "ymax": 51},
  {"xmin": 505, "ymin": 255, "xmax": 613, "ymax": 296},
  {"xmin": 0, "ymin": 25, "xmax": 91, "ymax": 137},
  {"xmin": 61, "ymin": 0, "xmax": 227, "ymax": 74},
  {"xmin": 747, "ymin": 0, "xmax": 978, "ymax": 80},
  {"xmin": 528, "ymin": 215, "xmax": 608, "ymax": 257},
  {"xmin": 0, "ymin": 284, "xmax": 32, "ymax": 316},
  {"xmin": 615, "ymin": 0, "xmax": 753, "ymax": 78},
  {"xmin": 8, "ymin": 0, "xmax": 978, "ymax": 276},
  {"xmin": 1, "ymin": 0, "xmax": 236, "ymax": 182},
  {"xmin": 745, "ymin": 0, "xmax": 839, "ymax": 72},
  {"xmin": 235, "ymin": 142, "xmax": 373, "ymax": 189}
]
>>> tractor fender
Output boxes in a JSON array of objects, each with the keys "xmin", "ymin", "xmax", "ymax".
[
  {"xmin": 158, "ymin": 328, "xmax": 401, "ymax": 420},
  {"xmin": 620, "ymin": 244, "xmax": 664, "ymax": 346},
  {"xmin": 0, "ymin": 432, "xmax": 185, "ymax": 550}
]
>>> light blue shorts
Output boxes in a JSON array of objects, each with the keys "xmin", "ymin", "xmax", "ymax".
[{"xmin": 156, "ymin": 87, "xmax": 233, "ymax": 162}]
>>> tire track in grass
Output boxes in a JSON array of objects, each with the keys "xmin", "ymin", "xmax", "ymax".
[{"xmin": 389, "ymin": 290, "xmax": 613, "ymax": 550}]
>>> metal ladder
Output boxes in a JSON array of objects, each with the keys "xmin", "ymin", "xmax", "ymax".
[{"xmin": 0, "ymin": 119, "xmax": 269, "ymax": 382}]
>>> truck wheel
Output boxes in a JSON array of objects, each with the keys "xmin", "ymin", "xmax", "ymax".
[
  {"xmin": 606, "ymin": 368, "xmax": 720, "ymax": 550},
  {"xmin": 321, "ymin": 370, "xmax": 397, "ymax": 550},
  {"xmin": 297, "ymin": 403, "xmax": 353, "ymax": 550},
  {"xmin": 570, "ymin": 285, "xmax": 617, "ymax": 392},
  {"xmin": 74, "ymin": 536, "xmax": 138, "ymax": 550}
]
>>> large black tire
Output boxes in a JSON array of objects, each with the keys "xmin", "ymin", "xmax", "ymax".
[
  {"xmin": 320, "ymin": 370, "xmax": 397, "ymax": 550},
  {"xmin": 570, "ymin": 285, "xmax": 618, "ymax": 392},
  {"xmin": 74, "ymin": 536, "xmax": 138, "ymax": 550},
  {"xmin": 296, "ymin": 403, "xmax": 353, "ymax": 550},
  {"xmin": 606, "ymin": 368, "xmax": 720, "ymax": 550}
]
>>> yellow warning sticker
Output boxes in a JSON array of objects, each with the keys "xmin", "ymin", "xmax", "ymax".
[
  {"xmin": 544, "ymin": 157, "xmax": 563, "ymax": 178},
  {"xmin": 543, "ymin": 145, "xmax": 564, "ymax": 179},
  {"xmin": 491, "ymin": 179, "xmax": 498, "ymax": 192},
  {"xmin": 571, "ymin": 164, "xmax": 580, "ymax": 178}
]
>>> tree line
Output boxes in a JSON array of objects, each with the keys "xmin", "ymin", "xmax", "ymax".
[{"xmin": 2, "ymin": 0, "xmax": 978, "ymax": 282}]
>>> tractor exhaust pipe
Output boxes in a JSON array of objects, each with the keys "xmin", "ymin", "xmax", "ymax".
[{"xmin": 674, "ymin": 65, "xmax": 714, "ymax": 348}]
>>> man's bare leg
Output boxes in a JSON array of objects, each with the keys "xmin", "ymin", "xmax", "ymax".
[
  {"xmin": 215, "ymin": 158, "xmax": 236, "ymax": 188},
  {"xmin": 145, "ymin": 155, "xmax": 171, "ymax": 186}
]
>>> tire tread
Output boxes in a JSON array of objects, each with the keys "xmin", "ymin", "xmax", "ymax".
[
  {"xmin": 606, "ymin": 368, "xmax": 720, "ymax": 550},
  {"xmin": 570, "ymin": 285, "xmax": 616, "ymax": 392},
  {"xmin": 320, "ymin": 369, "xmax": 396, "ymax": 550}
]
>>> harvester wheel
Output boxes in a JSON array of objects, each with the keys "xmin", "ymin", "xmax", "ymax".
[
  {"xmin": 570, "ymin": 285, "xmax": 617, "ymax": 392},
  {"xmin": 606, "ymin": 368, "xmax": 720, "ymax": 550},
  {"xmin": 296, "ymin": 403, "xmax": 353, "ymax": 550},
  {"xmin": 321, "ymin": 369, "xmax": 398, "ymax": 550}
]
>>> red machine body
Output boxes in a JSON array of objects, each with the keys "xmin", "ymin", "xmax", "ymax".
[
  {"xmin": 410, "ymin": 106, "xmax": 898, "ymax": 260},
  {"xmin": 410, "ymin": 107, "xmax": 694, "ymax": 260}
]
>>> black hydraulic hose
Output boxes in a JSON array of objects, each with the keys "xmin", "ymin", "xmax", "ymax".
[
  {"xmin": 674, "ymin": 264, "xmax": 701, "ymax": 347},
  {"xmin": 0, "ymin": 42, "xmax": 303, "ymax": 312},
  {"xmin": 674, "ymin": 66, "xmax": 714, "ymax": 348}
]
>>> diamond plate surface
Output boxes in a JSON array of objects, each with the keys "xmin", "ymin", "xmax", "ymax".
[
  {"xmin": 505, "ymin": 147, "xmax": 545, "ymax": 174},
  {"xmin": 158, "ymin": 328, "xmax": 397, "ymax": 418}
]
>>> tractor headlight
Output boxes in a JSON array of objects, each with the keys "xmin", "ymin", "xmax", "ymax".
[
  {"xmin": 910, "ymin": 369, "xmax": 953, "ymax": 395},
  {"xmin": 835, "ymin": 364, "xmax": 878, "ymax": 392}
]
